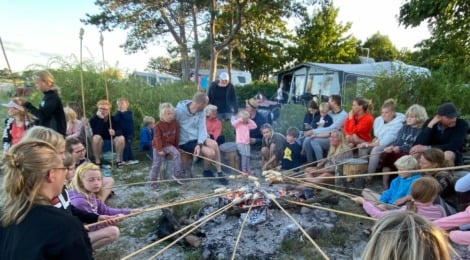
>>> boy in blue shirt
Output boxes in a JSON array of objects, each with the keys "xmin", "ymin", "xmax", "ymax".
[{"xmin": 139, "ymin": 116, "xmax": 155, "ymax": 160}]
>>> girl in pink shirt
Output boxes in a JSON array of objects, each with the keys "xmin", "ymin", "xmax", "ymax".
[
  {"xmin": 434, "ymin": 206, "xmax": 470, "ymax": 250},
  {"xmin": 231, "ymin": 110, "xmax": 257, "ymax": 174},
  {"xmin": 353, "ymin": 177, "xmax": 446, "ymax": 221}
]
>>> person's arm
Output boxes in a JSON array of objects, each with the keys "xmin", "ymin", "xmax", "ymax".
[
  {"xmin": 25, "ymin": 92, "xmax": 61, "ymax": 122},
  {"xmin": 435, "ymin": 119, "xmax": 469, "ymax": 152},
  {"xmin": 70, "ymin": 204, "xmax": 99, "ymax": 224},
  {"xmin": 455, "ymin": 173, "xmax": 470, "ymax": 192},
  {"xmin": 434, "ymin": 206, "xmax": 470, "ymax": 230},
  {"xmin": 362, "ymin": 201, "xmax": 395, "ymax": 218},
  {"xmin": 111, "ymin": 115, "xmax": 123, "ymax": 136},
  {"xmin": 152, "ymin": 123, "xmax": 163, "ymax": 151},
  {"xmin": 96, "ymin": 199, "xmax": 131, "ymax": 216},
  {"xmin": 414, "ymin": 118, "xmax": 435, "ymax": 145},
  {"xmin": 248, "ymin": 119, "xmax": 257, "ymax": 130},
  {"xmin": 197, "ymin": 113, "xmax": 209, "ymax": 145},
  {"xmin": 213, "ymin": 119, "xmax": 222, "ymax": 140},
  {"xmin": 228, "ymin": 85, "xmax": 238, "ymax": 113},
  {"xmin": 69, "ymin": 120, "xmax": 84, "ymax": 138}
]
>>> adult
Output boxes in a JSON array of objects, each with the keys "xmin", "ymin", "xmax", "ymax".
[
  {"xmin": 358, "ymin": 99, "xmax": 405, "ymax": 175},
  {"xmin": 89, "ymin": 100, "xmax": 125, "ymax": 168},
  {"xmin": 245, "ymin": 98, "xmax": 272, "ymax": 145},
  {"xmin": 381, "ymin": 104, "xmax": 428, "ymax": 188},
  {"xmin": 343, "ymin": 97, "xmax": 374, "ymax": 148},
  {"xmin": 175, "ymin": 92, "xmax": 228, "ymax": 185},
  {"xmin": 411, "ymin": 102, "xmax": 468, "ymax": 166},
  {"xmin": 304, "ymin": 129, "xmax": 353, "ymax": 185},
  {"xmin": 2, "ymin": 98, "xmax": 34, "ymax": 150},
  {"xmin": 66, "ymin": 137, "xmax": 115, "ymax": 201},
  {"xmin": 0, "ymin": 140, "xmax": 93, "ymax": 259},
  {"xmin": 24, "ymin": 70, "xmax": 66, "ymax": 136},
  {"xmin": 303, "ymin": 94, "xmax": 348, "ymax": 163},
  {"xmin": 362, "ymin": 212, "xmax": 454, "ymax": 260},
  {"xmin": 260, "ymin": 123, "xmax": 286, "ymax": 170},
  {"xmin": 207, "ymin": 72, "xmax": 238, "ymax": 120}
]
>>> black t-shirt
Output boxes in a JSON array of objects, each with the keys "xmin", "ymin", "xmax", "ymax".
[
  {"xmin": 0, "ymin": 205, "xmax": 93, "ymax": 260},
  {"xmin": 282, "ymin": 142, "xmax": 302, "ymax": 170}
]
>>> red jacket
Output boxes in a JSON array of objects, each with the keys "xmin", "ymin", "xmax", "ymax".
[
  {"xmin": 152, "ymin": 120, "xmax": 180, "ymax": 151},
  {"xmin": 343, "ymin": 113, "xmax": 373, "ymax": 142}
]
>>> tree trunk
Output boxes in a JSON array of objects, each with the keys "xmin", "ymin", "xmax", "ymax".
[{"xmin": 192, "ymin": 3, "xmax": 200, "ymax": 90}]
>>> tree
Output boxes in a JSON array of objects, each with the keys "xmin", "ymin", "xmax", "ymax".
[
  {"xmin": 288, "ymin": 3, "xmax": 358, "ymax": 64},
  {"xmin": 146, "ymin": 57, "xmax": 171, "ymax": 73},
  {"xmin": 399, "ymin": 0, "xmax": 469, "ymax": 82},
  {"xmin": 362, "ymin": 33, "xmax": 399, "ymax": 62}
]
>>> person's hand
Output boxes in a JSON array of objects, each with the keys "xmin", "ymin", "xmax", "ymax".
[
  {"xmin": 262, "ymin": 163, "xmax": 268, "ymax": 171},
  {"xmin": 393, "ymin": 197, "xmax": 409, "ymax": 206},
  {"xmin": 98, "ymin": 215, "xmax": 119, "ymax": 225},
  {"xmin": 158, "ymin": 151, "xmax": 165, "ymax": 156},
  {"xmin": 351, "ymin": 197, "xmax": 365, "ymax": 205},
  {"xmin": 392, "ymin": 146, "xmax": 400, "ymax": 153},
  {"xmin": 384, "ymin": 146, "xmax": 393, "ymax": 153},
  {"xmin": 96, "ymin": 110, "xmax": 104, "ymax": 119},
  {"xmin": 194, "ymin": 145, "xmax": 201, "ymax": 156},
  {"xmin": 409, "ymin": 145, "xmax": 426, "ymax": 156},
  {"xmin": 348, "ymin": 110, "xmax": 354, "ymax": 118},
  {"xmin": 249, "ymin": 138, "xmax": 256, "ymax": 144},
  {"xmin": 108, "ymin": 129, "xmax": 115, "ymax": 136},
  {"xmin": 131, "ymin": 208, "xmax": 144, "ymax": 214},
  {"xmin": 428, "ymin": 115, "xmax": 441, "ymax": 128}
]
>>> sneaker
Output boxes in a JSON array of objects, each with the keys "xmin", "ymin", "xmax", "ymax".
[
  {"xmin": 127, "ymin": 160, "xmax": 139, "ymax": 165},
  {"xmin": 101, "ymin": 164, "xmax": 112, "ymax": 169},
  {"xmin": 203, "ymin": 170, "xmax": 215, "ymax": 178},
  {"xmin": 217, "ymin": 172, "xmax": 228, "ymax": 185},
  {"xmin": 171, "ymin": 173, "xmax": 185, "ymax": 185}
]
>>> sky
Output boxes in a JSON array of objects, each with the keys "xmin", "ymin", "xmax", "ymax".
[{"xmin": 0, "ymin": 0, "xmax": 431, "ymax": 73}]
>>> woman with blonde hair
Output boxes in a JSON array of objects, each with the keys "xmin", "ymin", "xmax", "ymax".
[
  {"xmin": 0, "ymin": 140, "xmax": 93, "ymax": 258},
  {"xmin": 362, "ymin": 211, "xmax": 454, "ymax": 260},
  {"xmin": 2, "ymin": 97, "xmax": 35, "ymax": 150},
  {"xmin": 24, "ymin": 70, "xmax": 66, "ymax": 136}
]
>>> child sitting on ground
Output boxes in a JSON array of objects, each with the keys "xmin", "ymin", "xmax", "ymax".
[
  {"xmin": 150, "ymin": 103, "xmax": 184, "ymax": 189},
  {"xmin": 68, "ymin": 163, "xmax": 141, "ymax": 248},
  {"xmin": 139, "ymin": 116, "xmax": 155, "ymax": 160},
  {"xmin": 231, "ymin": 110, "xmax": 257, "ymax": 174},
  {"xmin": 280, "ymin": 127, "xmax": 302, "ymax": 170},
  {"xmin": 361, "ymin": 155, "xmax": 421, "ymax": 209},
  {"xmin": 353, "ymin": 177, "xmax": 446, "ymax": 220}
]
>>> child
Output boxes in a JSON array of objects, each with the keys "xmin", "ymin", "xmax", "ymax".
[
  {"xmin": 139, "ymin": 116, "xmax": 155, "ymax": 160},
  {"xmin": 113, "ymin": 97, "xmax": 138, "ymax": 165},
  {"xmin": 434, "ymin": 206, "xmax": 470, "ymax": 251},
  {"xmin": 206, "ymin": 104, "xmax": 225, "ymax": 145},
  {"xmin": 362, "ymin": 155, "xmax": 421, "ymax": 209},
  {"xmin": 150, "ymin": 103, "xmax": 184, "ymax": 189},
  {"xmin": 69, "ymin": 163, "xmax": 140, "ymax": 248},
  {"xmin": 281, "ymin": 127, "xmax": 302, "ymax": 170},
  {"xmin": 231, "ymin": 110, "xmax": 257, "ymax": 174},
  {"xmin": 312, "ymin": 102, "xmax": 333, "ymax": 129},
  {"xmin": 2, "ymin": 97, "xmax": 34, "ymax": 150},
  {"xmin": 64, "ymin": 106, "xmax": 84, "ymax": 140},
  {"xmin": 353, "ymin": 177, "xmax": 446, "ymax": 221}
]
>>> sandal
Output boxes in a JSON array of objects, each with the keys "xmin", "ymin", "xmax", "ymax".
[{"xmin": 116, "ymin": 161, "xmax": 125, "ymax": 169}]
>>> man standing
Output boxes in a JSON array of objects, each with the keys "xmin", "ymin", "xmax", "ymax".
[
  {"xmin": 410, "ymin": 102, "xmax": 468, "ymax": 165},
  {"xmin": 207, "ymin": 72, "xmax": 238, "ymax": 120},
  {"xmin": 303, "ymin": 94, "xmax": 348, "ymax": 162},
  {"xmin": 175, "ymin": 92, "xmax": 228, "ymax": 185}
]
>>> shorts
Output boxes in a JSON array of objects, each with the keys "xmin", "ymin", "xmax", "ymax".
[{"xmin": 179, "ymin": 140, "xmax": 198, "ymax": 153}]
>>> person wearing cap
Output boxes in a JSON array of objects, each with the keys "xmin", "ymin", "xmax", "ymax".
[
  {"xmin": 245, "ymin": 98, "xmax": 272, "ymax": 146},
  {"xmin": 24, "ymin": 70, "xmax": 67, "ymax": 136},
  {"xmin": 410, "ymin": 102, "xmax": 469, "ymax": 165},
  {"xmin": 2, "ymin": 97, "xmax": 34, "ymax": 150},
  {"xmin": 207, "ymin": 72, "xmax": 238, "ymax": 120}
]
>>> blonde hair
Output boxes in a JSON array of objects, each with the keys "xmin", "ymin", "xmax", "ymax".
[
  {"xmin": 192, "ymin": 92, "xmax": 208, "ymax": 104},
  {"xmin": 143, "ymin": 116, "xmax": 155, "ymax": 126},
  {"xmin": 394, "ymin": 155, "xmax": 418, "ymax": 171},
  {"xmin": 382, "ymin": 98, "xmax": 397, "ymax": 112},
  {"xmin": 205, "ymin": 104, "xmax": 218, "ymax": 116},
  {"xmin": 32, "ymin": 70, "xmax": 58, "ymax": 92},
  {"xmin": 97, "ymin": 100, "xmax": 112, "ymax": 109},
  {"xmin": 354, "ymin": 97, "xmax": 373, "ymax": 113},
  {"xmin": 70, "ymin": 162, "xmax": 103, "ymax": 199},
  {"xmin": 236, "ymin": 110, "xmax": 250, "ymax": 120},
  {"xmin": 1, "ymin": 139, "xmax": 61, "ymax": 226},
  {"xmin": 319, "ymin": 102, "xmax": 329, "ymax": 113},
  {"xmin": 327, "ymin": 130, "xmax": 351, "ymax": 157},
  {"xmin": 117, "ymin": 97, "xmax": 129, "ymax": 104},
  {"xmin": 407, "ymin": 177, "xmax": 441, "ymax": 212},
  {"xmin": 158, "ymin": 103, "xmax": 174, "ymax": 119},
  {"xmin": 23, "ymin": 126, "xmax": 65, "ymax": 149},
  {"xmin": 64, "ymin": 106, "xmax": 78, "ymax": 122},
  {"xmin": 406, "ymin": 104, "xmax": 428, "ymax": 128},
  {"xmin": 362, "ymin": 212, "xmax": 453, "ymax": 260}
]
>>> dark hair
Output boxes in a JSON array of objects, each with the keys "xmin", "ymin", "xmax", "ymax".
[
  {"xmin": 286, "ymin": 127, "xmax": 299, "ymax": 138},
  {"xmin": 308, "ymin": 100, "xmax": 319, "ymax": 110},
  {"xmin": 330, "ymin": 94, "xmax": 342, "ymax": 106},
  {"xmin": 354, "ymin": 97, "xmax": 373, "ymax": 113},
  {"xmin": 65, "ymin": 137, "xmax": 83, "ymax": 153}
]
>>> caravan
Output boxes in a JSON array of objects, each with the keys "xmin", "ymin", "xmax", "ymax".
[{"xmin": 196, "ymin": 69, "xmax": 252, "ymax": 90}]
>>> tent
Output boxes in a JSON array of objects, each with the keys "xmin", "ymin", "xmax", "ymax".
[{"xmin": 276, "ymin": 61, "xmax": 430, "ymax": 103}]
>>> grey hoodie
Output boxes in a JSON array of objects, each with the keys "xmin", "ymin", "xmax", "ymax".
[{"xmin": 175, "ymin": 100, "xmax": 209, "ymax": 145}]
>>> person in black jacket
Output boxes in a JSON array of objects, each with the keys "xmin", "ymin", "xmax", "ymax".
[
  {"xmin": 25, "ymin": 70, "xmax": 66, "ymax": 136},
  {"xmin": 207, "ymin": 72, "xmax": 238, "ymax": 120},
  {"xmin": 0, "ymin": 140, "xmax": 93, "ymax": 259},
  {"xmin": 90, "ymin": 99, "xmax": 125, "ymax": 168},
  {"xmin": 410, "ymin": 102, "xmax": 469, "ymax": 165}
]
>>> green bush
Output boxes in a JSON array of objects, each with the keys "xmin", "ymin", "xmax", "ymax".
[
  {"xmin": 276, "ymin": 104, "xmax": 306, "ymax": 134},
  {"xmin": 235, "ymin": 81, "xmax": 277, "ymax": 107}
]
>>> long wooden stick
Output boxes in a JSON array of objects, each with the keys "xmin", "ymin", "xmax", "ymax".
[
  {"xmin": 231, "ymin": 199, "xmax": 255, "ymax": 260},
  {"xmin": 78, "ymin": 28, "xmax": 90, "ymax": 160}
]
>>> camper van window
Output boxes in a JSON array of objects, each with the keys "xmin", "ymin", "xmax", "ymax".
[{"xmin": 237, "ymin": 76, "xmax": 246, "ymax": 84}]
